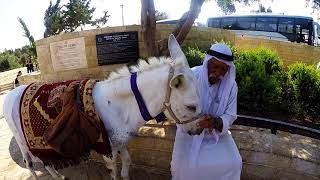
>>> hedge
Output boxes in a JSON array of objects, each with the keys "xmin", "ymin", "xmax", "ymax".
[{"xmin": 182, "ymin": 45, "xmax": 320, "ymax": 126}]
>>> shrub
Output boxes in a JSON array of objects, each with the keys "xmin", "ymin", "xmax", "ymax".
[
  {"xmin": 288, "ymin": 63, "xmax": 320, "ymax": 118},
  {"xmin": 235, "ymin": 48, "xmax": 283, "ymax": 114},
  {"xmin": 0, "ymin": 58, "xmax": 11, "ymax": 72},
  {"xmin": 0, "ymin": 54, "xmax": 21, "ymax": 72},
  {"xmin": 182, "ymin": 46, "xmax": 205, "ymax": 68}
]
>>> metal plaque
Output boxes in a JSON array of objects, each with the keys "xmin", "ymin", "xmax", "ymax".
[{"xmin": 96, "ymin": 31, "xmax": 139, "ymax": 65}]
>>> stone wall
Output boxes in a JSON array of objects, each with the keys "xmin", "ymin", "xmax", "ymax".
[
  {"xmin": 234, "ymin": 36, "xmax": 320, "ymax": 66},
  {"xmin": 28, "ymin": 24, "xmax": 320, "ymax": 85},
  {"xmin": 125, "ymin": 121, "xmax": 320, "ymax": 180},
  {"xmin": 25, "ymin": 25, "xmax": 235, "ymax": 84}
]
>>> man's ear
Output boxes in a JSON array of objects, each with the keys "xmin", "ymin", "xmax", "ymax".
[{"xmin": 170, "ymin": 74, "xmax": 186, "ymax": 89}]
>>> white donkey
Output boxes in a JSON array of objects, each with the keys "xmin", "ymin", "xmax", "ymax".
[{"xmin": 3, "ymin": 34, "xmax": 202, "ymax": 180}]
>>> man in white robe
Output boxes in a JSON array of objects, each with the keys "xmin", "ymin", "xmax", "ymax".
[{"xmin": 171, "ymin": 43, "xmax": 242, "ymax": 180}]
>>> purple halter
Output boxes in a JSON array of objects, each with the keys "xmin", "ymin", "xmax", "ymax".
[{"xmin": 130, "ymin": 72, "xmax": 166, "ymax": 122}]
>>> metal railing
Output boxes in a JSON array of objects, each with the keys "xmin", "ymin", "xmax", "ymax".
[{"xmin": 234, "ymin": 114, "xmax": 320, "ymax": 140}]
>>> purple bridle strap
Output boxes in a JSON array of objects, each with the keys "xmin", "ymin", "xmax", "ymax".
[{"xmin": 130, "ymin": 72, "xmax": 167, "ymax": 122}]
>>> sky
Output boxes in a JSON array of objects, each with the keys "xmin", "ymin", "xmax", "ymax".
[{"xmin": 0, "ymin": 0, "xmax": 318, "ymax": 52}]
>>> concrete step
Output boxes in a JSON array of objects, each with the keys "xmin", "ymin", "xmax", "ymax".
[{"xmin": 0, "ymin": 82, "xmax": 14, "ymax": 92}]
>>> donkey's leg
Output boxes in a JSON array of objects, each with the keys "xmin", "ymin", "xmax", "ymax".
[
  {"xmin": 22, "ymin": 151, "xmax": 37, "ymax": 178},
  {"xmin": 14, "ymin": 140, "xmax": 37, "ymax": 178},
  {"xmin": 119, "ymin": 147, "xmax": 131, "ymax": 180},
  {"xmin": 103, "ymin": 150, "xmax": 118, "ymax": 180},
  {"xmin": 10, "ymin": 129, "xmax": 37, "ymax": 177},
  {"xmin": 44, "ymin": 166, "xmax": 67, "ymax": 180}
]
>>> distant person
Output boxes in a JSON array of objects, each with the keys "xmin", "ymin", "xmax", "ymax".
[
  {"xmin": 14, "ymin": 71, "xmax": 22, "ymax": 88},
  {"xmin": 30, "ymin": 62, "xmax": 34, "ymax": 72},
  {"xmin": 26, "ymin": 61, "xmax": 30, "ymax": 73},
  {"xmin": 26, "ymin": 58, "xmax": 33, "ymax": 73}
]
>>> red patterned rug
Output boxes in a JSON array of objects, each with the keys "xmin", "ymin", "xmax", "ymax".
[{"xmin": 19, "ymin": 79, "xmax": 112, "ymax": 168}]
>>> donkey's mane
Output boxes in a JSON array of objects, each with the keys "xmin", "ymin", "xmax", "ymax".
[{"xmin": 106, "ymin": 56, "xmax": 182, "ymax": 81}]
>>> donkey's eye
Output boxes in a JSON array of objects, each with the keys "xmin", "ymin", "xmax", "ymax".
[{"xmin": 186, "ymin": 105, "xmax": 196, "ymax": 112}]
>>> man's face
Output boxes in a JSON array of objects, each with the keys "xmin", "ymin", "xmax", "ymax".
[{"xmin": 207, "ymin": 58, "xmax": 229, "ymax": 85}]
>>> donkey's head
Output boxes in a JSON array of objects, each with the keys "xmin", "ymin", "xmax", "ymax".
[{"xmin": 167, "ymin": 34, "xmax": 202, "ymax": 135}]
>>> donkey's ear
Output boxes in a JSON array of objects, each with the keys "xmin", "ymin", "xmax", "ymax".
[
  {"xmin": 168, "ymin": 34, "xmax": 189, "ymax": 67},
  {"xmin": 170, "ymin": 73, "xmax": 186, "ymax": 89}
]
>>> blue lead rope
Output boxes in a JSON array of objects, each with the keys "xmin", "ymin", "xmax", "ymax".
[{"xmin": 130, "ymin": 72, "xmax": 166, "ymax": 122}]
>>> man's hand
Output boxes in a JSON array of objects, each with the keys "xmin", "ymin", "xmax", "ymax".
[{"xmin": 196, "ymin": 115, "xmax": 223, "ymax": 133}]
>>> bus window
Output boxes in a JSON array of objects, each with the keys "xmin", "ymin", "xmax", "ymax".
[
  {"xmin": 278, "ymin": 18, "xmax": 294, "ymax": 33},
  {"xmin": 221, "ymin": 17, "xmax": 237, "ymax": 29},
  {"xmin": 295, "ymin": 18, "xmax": 313, "ymax": 44},
  {"xmin": 237, "ymin": 17, "xmax": 255, "ymax": 30},
  {"xmin": 208, "ymin": 18, "xmax": 221, "ymax": 28},
  {"xmin": 256, "ymin": 17, "xmax": 277, "ymax": 32}
]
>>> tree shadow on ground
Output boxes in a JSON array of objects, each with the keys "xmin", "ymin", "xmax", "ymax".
[
  {"xmin": 9, "ymin": 137, "xmax": 112, "ymax": 180},
  {"xmin": 9, "ymin": 137, "xmax": 43, "ymax": 170}
]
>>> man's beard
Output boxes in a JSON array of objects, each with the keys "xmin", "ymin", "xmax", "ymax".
[{"xmin": 208, "ymin": 74, "xmax": 223, "ymax": 85}]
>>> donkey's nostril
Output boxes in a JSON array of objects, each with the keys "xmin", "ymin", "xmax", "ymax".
[{"xmin": 186, "ymin": 105, "xmax": 196, "ymax": 112}]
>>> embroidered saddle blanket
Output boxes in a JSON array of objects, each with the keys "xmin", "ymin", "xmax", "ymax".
[{"xmin": 20, "ymin": 79, "xmax": 112, "ymax": 168}]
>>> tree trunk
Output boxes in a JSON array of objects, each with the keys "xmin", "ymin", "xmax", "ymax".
[
  {"xmin": 158, "ymin": 0, "xmax": 205, "ymax": 56},
  {"xmin": 141, "ymin": 0, "xmax": 157, "ymax": 57}
]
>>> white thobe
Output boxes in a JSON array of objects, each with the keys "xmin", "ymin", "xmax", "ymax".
[{"xmin": 171, "ymin": 68, "xmax": 242, "ymax": 180}]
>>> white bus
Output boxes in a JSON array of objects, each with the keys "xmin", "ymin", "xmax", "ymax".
[{"xmin": 207, "ymin": 14, "xmax": 320, "ymax": 46}]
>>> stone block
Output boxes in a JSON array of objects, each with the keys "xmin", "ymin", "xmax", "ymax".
[
  {"xmin": 60, "ymin": 31, "xmax": 79, "ymax": 40},
  {"xmin": 234, "ymin": 128, "xmax": 273, "ymax": 153},
  {"xmin": 290, "ymin": 158, "xmax": 320, "ymax": 176},
  {"xmin": 84, "ymin": 35, "xmax": 96, "ymax": 46},
  {"xmin": 112, "ymin": 26, "xmax": 127, "ymax": 33},
  {"xmin": 126, "ymin": 25, "xmax": 141, "ymax": 32},
  {"xmin": 242, "ymin": 163, "xmax": 279, "ymax": 180},
  {"xmin": 85, "ymin": 45, "xmax": 98, "ymax": 67},
  {"xmin": 156, "ymin": 24, "xmax": 175, "ymax": 31},
  {"xmin": 46, "ymin": 35, "xmax": 63, "ymax": 44},
  {"xmin": 79, "ymin": 28, "xmax": 101, "ymax": 37},
  {"xmin": 185, "ymin": 29, "xmax": 199, "ymax": 40},
  {"xmin": 45, "ymin": 62, "xmax": 54, "ymax": 74},
  {"xmin": 100, "ymin": 27, "xmax": 115, "ymax": 34},
  {"xmin": 129, "ymin": 149, "xmax": 157, "ymax": 167},
  {"xmin": 18, "ymin": 73, "xmax": 42, "ymax": 85},
  {"xmin": 100, "ymin": 63, "xmax": 125, "ymax": 73},
  {"xmin": 85, "ymin": 67, "xmax": 102, "ymax": 79},
  {"xmin": 137, "ymin": 126, "xmax": 166, "ymax": 138},
  {"xmin": 153, "ymin": 139, "xmax": 173, "ymax": 152},
  {"xmin": 36, "ymin": 45, "xmax": 51, "ymax": 74},
  {"xmin": 43, "ymin": 73, "xmax": 59, "ymax": 83},
  {"xmin": 271, "ymin": 133, "xmax": 297, "ymax": 158},
  {"xmin": 198, "ymin": 31, "xmax": 211, "ymax": 42},
  {"xmin": 138, "ymin": 31, "xmax": 144, "ymax": 42},
  {"xmin": 128, "ymin": 137, "xmax": 155, "ymax": 150},
  {"xmin": 277, "ymin": 170, "xmax": 319, "ymax": 180},
  {"xmin": 100, "ymin": 70, "xmax": 112, "ymax": 79},
  {"xmin": 155, "ymin": 31, "xmax": 161, "ymax": 41},
  {"xmin": 129, "ymin": 165, "xmax": 171, "ymax": 180},
  {"xmin": 244, "ymin": 151, "xmax": 292, "ymax": 169},
  {"xmin": 154, "ymin": 151, "xmax": 172, "ymax": 170},
  {"xmin": 35, "ymin": 38, "xmax": 47, "ymax": 46},
  {"xmin": 57, "ymin": 70, "xmax": 80, "ymax": 81},
  {"xmin": 160, "ymin": 30, "xmax": 173, "ymax": 40}
]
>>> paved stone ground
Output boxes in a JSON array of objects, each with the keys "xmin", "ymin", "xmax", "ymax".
[{"xmin": 0, "ymin": 91, "xmax": 112, "ymax": 180}]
